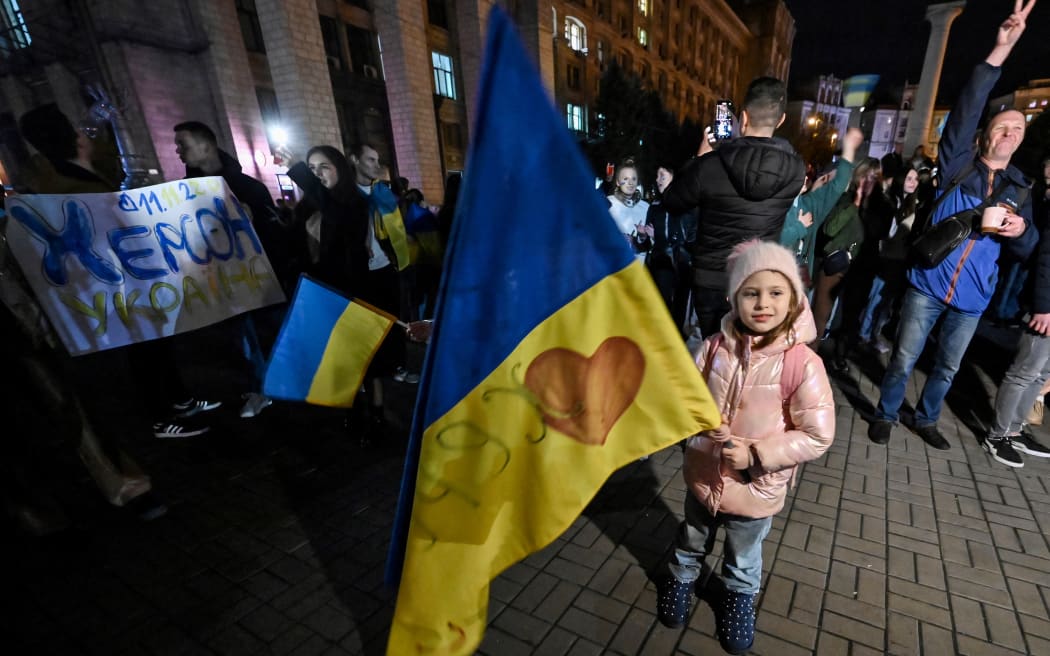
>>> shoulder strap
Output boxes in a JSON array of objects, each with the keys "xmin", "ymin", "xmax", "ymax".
[
  {"xmin": 780, "ymin": 343, "xmax": 808, "ymax": 402},
  {"xmin": 918, "ymin": 162, "xmax": 976, "ymax": 234},
  {"xmin": 701, "ymin": 333, "xmax": 722, "ymax": 381}
]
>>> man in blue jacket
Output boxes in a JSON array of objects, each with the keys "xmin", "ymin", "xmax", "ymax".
[{"xmin": 868, "ymin": 0, "xmax": 1039, "ymax": 450}]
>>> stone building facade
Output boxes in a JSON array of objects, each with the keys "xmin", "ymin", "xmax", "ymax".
[{"xmin": 0, "ymin": 0, "xmax": 793, "ymax": 204}]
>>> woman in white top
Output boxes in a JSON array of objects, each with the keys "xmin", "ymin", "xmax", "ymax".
[{"xmin": 606, "ymin": 160, "xmax": 652, "ymax": 261}]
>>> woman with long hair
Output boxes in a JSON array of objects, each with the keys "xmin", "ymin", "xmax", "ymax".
[
  {"xmin": 857, "ymin": 166, "xmax": 925, "ymax": 352},
  {"xmin": 606, "ymin": 159, "xmax": 652, "ymax": 260},
  {"xmin": 279, "ymin": 144, "xmax": 370, "ymax": 297}
]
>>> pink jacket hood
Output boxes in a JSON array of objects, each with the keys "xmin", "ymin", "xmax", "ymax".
[{"xmin": 684, "ymin": 299, "xmax": 835, "ymax": 518}]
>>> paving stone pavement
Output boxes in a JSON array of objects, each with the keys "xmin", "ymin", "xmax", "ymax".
[{"xmin": 5, "ymin": 323, "xmax": 1050, "ymax": 655}]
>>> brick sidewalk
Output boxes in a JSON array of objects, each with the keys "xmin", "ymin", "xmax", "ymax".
[{"xmin": 5, "ymin": 327, "xmax": 1050, "ymax": 655}]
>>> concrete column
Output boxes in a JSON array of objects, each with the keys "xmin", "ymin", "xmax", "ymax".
[
  {"xmin": 514, "ymin": 0, "xmax": 556, "ymax": 99},
  {"xmin": 255, "ymin": 0, "xmax": 341, "ymax": 150},
  {"xmin": 903, "ymin": 1, "xmax": 965, "ymax": 155},
  {"xmin": 191, "ymin": 0, "xmax": 276, "ymax": 194},
  {"xmin": 373, "ymin": 0, "xmax": 444, "ymax": 203},
  {"xmin": 453, "ymin": 0, "xmax": 495, "ymax": 137}
]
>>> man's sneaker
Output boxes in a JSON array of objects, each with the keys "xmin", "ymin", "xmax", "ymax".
[
  {"xmin": 171, "ymin": 397, "xmax": 222, "ymax": 418},
  {"xmin": 718, "ymin": 590, "xmax": 756, "ymax": 655},
  {"xmin": 393, "ymin": 367, "xmax": 420, "ymax": 384},
  {"xmin": 1011, "ymin": 431, "xmax": 1050, "ymax": 458},
  {"xmin": 153, "ymin": 422, "xmax": 209, "ymax": 439},
  {"xmin": 657, "ymin": 576, "xmax": 694, "ymax": 628},
  {"xmin": 868, "ymin": 420, "xmax": 892, "ymax": 445},
  {"xmin": 915, "ymin": 424, "xmax": 950, "ymax": 450},
  {"xmin": 984, "ymin": 436, "xmax": 1024, "ymax": 468},
  {"xmin": 239, "ymin": 393, "xmax": 273, "ymax": 418}
]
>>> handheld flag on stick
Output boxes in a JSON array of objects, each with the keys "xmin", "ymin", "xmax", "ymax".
[
  {"xmin": 384, "ymin": 7, "xmax": 719, "ymax": 655},
  {"xmin": 263, "ymin": 275, "xmax": 395, "ymax": 407},
  {"xmin": 842, "ymin": 74, "xmax": 880, "ymax": 108}
]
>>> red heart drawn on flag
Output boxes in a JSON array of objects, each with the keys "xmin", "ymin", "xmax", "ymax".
[{"xmin": 524, "ymin": 337, "xmax": 645, "ymax": 446}]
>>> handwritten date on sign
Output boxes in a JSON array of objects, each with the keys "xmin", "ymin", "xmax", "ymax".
[{"xmin": 523, "ymin": 337, "xmax": 644, "ymax": 446}]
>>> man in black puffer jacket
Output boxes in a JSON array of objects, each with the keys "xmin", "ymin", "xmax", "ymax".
[{"xmin": 663, "ymin": 77, "xmax": 806, "ymax": 338}]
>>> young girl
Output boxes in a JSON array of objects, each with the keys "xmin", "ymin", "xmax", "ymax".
[{"xmin": 658, "ymin": 240, "xmax": 835, "ymax": 654}]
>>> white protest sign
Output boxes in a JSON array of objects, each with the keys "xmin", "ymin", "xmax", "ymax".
[{"xmin": 5, "ymin": 176, "xmax": 286, "ymax": 355}]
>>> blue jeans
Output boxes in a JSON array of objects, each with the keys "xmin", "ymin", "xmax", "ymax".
[
  {"xmin": 858, "ymin": 275, "xmax": 893, "ymax": 343},
  {"xmin": 669, "ymin": 493, "xmax": 772, "ymax": 594},
  {"xmin": 876, "ymin": 287, "xmax": 981, "ymax": 426}
]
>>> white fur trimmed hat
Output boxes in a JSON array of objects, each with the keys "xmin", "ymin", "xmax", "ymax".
[{"xmin": 725, "ymin": 239, "xmax": 806, "ymax": 311}]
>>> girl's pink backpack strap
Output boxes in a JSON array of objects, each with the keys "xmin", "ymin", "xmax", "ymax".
[{"xmin": 780, "ymin": 343, "xmax": 809, "ymax": 401}]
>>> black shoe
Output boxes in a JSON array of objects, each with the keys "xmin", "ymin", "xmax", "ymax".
[
  {"xmin": 1011, "ymin": 431, "xmax": 1050, "ymax": 458},
  {"xmin": 124, "ymin": 492, "xmax": 168, "ymax": 521},
  {"xmin": 984, "ymin": 436, "xmax": 1024, "ymax": 468},
  {"xmin": 915, "ymin": 424, "xmax": 950, "ymax": 450},
  {"xmin": 868, "ymin": 420, "xmax": 892, "ymax": 445},
  {"xmin": 828, "ymin": 357, "xmax": 850, "ymax": 374}
]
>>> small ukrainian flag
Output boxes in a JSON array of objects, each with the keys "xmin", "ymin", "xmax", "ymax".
[{"xmin": 263, "ymin": 276, "xmax": 395, "ymax": 407}]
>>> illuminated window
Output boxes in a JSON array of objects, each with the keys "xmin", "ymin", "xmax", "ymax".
[
  {"xmin": 638, "ymin": 0, "xmax": 649, "ymax": 16},
  {"xmin": 432, "ymin": 51, "xmax": 456, "ymax": 99},
  {"xmin": 564, "ymin": 16, "xmax": 586, "ymax": 52},
  {"xmin": 637, "ymin": 27, "xmax": 648, "ymax": 47},
  {"xmin": 567, "ymin": 104, "xmax": 584, "ymax": 132},
  {"xmin": 0, "ymin": 0, "xmax": 30, "ymax": 52}
]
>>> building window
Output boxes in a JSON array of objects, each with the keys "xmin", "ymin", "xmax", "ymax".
[
  {"xmin": 637, "ymin": 27, "xmax": 648, "ymax": 47},
  {"xmin": 567, "ymin": 103, "xmax": 584, "ymax": 132},
  {"xmin": 638, "ymin": 0, "xmax": 649, "ymax": 16},
  {"xmin": 319, "ymin": 16, "xmax": 343, "ymax": 70},
  {"xmin": 236, "ymin": 0, "xmax": 265, "ymax": 54},
  {"xmin": 347, "ymin": 25, "xmax": 382, "ymax": 78},
  {"xmin": 0, "ymin": 0, "xmax": 31, "ymax": 51},
  {"xmin": 441, "ymin": 122, "xmax": 464, "ymax": 150},
  {"xmin": 427, "ymin": 0, "xmax": 448, "ymax": 29},
  {"xmin": 596, "ymin": 0, "xmax": 611, "ymax": 21},
  {"xmin": 564, "ymin": 17, "xmax": 585, "ymax": 52},
  {"xmin": 432, "ymin": 51, "xmax": 456, "ymax": 99},
  {"xmin": 567, "ymin": 64, "xmax": 581, "ymax": 90}
]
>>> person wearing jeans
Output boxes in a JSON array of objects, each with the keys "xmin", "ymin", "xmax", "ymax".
[
  {"xmin": 987, "ymin": 327, "xmax": 1050, "ymax": 466},
  {"xmin": 874, "ymin": 287, "xmax": 982, "ymax": 433},
  {"xmin": 669, "ymin": 494, "xmax": 772, "ymax": 595},
  {"xmin": 868, "ymin": 2, "xmax": 1039, "ymax": 450}
]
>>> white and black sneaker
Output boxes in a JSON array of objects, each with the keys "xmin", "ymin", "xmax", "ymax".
[
  {"xmin": 171, "ymin": 397, "xmax": 222, "ymax": 418},
  {"xmin": 1011, "ymin": 431, "xmax": 1050, "ymax": 458},
  {"xmin": 153, "ymin": 422, "xmax": 209, "ymax": 439},
  {"xmin": 984, "ymin": 436, "xmax": 1024, "ymax": 468}
]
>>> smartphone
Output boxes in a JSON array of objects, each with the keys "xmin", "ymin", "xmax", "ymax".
[{"xmin": 713, "ymin": 100, "xmax": 734, "ymax": 141}]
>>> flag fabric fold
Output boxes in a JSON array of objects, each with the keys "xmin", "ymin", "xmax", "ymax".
[
  {"xmin": 385, "ymin": 7, "xmax": 720, "ymax": 655},
  {"xmin": 263, "ymin": 275, "xmax": 394, "ymax": 408}
]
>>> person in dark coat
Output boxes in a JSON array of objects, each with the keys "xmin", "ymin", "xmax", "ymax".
[
  {"xmin": 645, "ymin": 164, "xmax": 694, "ymax": 332},
  {"xmin": 280, "ymin": 144, "xmax": 370, "ymax": 297},
  {"xmin": 662, "ymin": 76, "xmax": 806, "ymax": 339}
]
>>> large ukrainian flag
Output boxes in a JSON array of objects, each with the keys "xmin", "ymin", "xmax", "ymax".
[{"xmin": 385, "ymin": 7, "xmax": 719, "ymax": 654}]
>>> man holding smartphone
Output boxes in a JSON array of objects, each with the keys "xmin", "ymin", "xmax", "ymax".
[{"xmin": 662, "ymin": 77, "xmax": 806, "ymax": 339}]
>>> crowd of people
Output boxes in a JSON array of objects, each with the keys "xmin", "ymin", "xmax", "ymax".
[
  {"xmin": 0, "ymin": 109, "xmax": 452, "ymax": 536},
  {"xmin": 0, "ymin": 1, "xmax": 1048, "ymax": 653},
  {"xmin": 609, "ymin": 3, "xmax": 1047, "ymax": 652}
]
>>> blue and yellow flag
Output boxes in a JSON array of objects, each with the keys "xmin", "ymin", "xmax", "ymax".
[
  {"xmin": 385, "ymin": 7, "xmax": 719, "ymax": 654},
  {"xmin": 370, "ymin": 182, "xmax": 414, "ymax": 271},
  {"xmin": 263, "ymin": 276, "xmax": 394, "ymax": 408},
  {"xmin": 842, "ymin": 74, "xmax": 880, "ymax": 108}
]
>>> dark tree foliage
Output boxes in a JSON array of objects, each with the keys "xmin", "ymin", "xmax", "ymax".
[{"xmin": 581, "ymin": 61, "xmax": 701, "ymax": 193}]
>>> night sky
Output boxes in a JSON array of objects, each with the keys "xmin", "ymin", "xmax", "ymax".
[{"xmin": 784, "ymin": 0, "xmax": 1050, "ymax": 105}]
